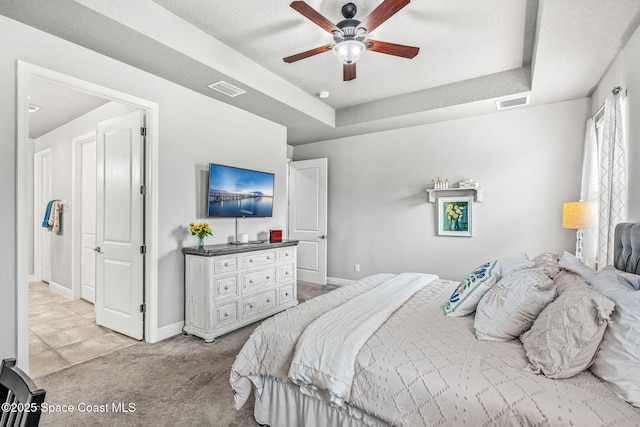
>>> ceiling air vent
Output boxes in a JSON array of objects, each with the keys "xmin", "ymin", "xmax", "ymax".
[
  {"xmin": 208, "ymin": 81, "xmax": 246, "ymax": 97},
  {"xmin": 496, "ymin": 95, "xmax": 530, "ymax": 110}
]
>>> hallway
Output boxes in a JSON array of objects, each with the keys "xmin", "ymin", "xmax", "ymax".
[{"xmin": 29, "ymin": 281, "xmax": 137, "ymax": 378}]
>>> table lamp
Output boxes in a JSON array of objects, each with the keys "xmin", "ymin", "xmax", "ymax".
[{"xmin": 562, "ymin": 201, "xmax": 598, "ymax": 261}]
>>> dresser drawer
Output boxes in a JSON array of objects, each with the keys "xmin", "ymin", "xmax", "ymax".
[
  {"xmin": 215, "ymin": 275, "xmax": 238, "ymax": 299},
  {"xmin": 242, "ymin": 289, "xmax": 277, "ymax": 319},
  {"xmin": 279, "ymin": 283, "xmax": 295, "ymax": 305},
  {"xmin": 242, "ymin": 250, "xmax": 277, "ymax": 269},
  {"xmin": 279, "ymin": 247, "xmax": 295, "ymax": 262},
  {"xmin": 215, "ymin": 256, "xmax": 238, "ymax": 274},
  {"xmin": 242, "ymin": 268, "xmax": 276, "ymax": 292},
  {"xmin": 279, "ymin": 263, "xmax": 295, "ymax": 283},
  {"xmin": 216, "ymin": 301, "xmax": 239, "ymax": 326}
]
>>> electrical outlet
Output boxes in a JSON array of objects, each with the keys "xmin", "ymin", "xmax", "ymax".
[{"xmin": 354, "ymin": 264, "xmax": 360, "ymax": 272}]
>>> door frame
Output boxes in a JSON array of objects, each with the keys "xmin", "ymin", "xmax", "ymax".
[
  {"xmin": 16, "ymin": 61, "xmax": 160, "ymax": 371},
  {"xmin": 33, "ymin": 148, "xmax": 52, "ymax": 284},
  {"xmin": 71, "ymin": 131, "xmax": 97, "ymax": 301}
]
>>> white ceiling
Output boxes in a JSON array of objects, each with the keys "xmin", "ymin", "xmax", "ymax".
[
  {"xmin": 28, "ymin": 76, "xmax": 109, "ymax": 139},
  {"xmin": 4, "ymin": 0, "xmax": 640, "ymax": 145}
]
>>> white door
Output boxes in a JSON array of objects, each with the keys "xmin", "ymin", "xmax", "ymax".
[
  {"xmin": 81, "ymin": 138, "xmax": 97, "ymax": 303},
  {"xmin": 288, "ymin": 158, "xmax": 328, "ymax": 284},
  {"xmin": 95, "ymin": 110, "xmax": 144, "ymax": 340},
  {"xmin": 34, "ymin": 149, "xmax": 52, "ymax": 283}
]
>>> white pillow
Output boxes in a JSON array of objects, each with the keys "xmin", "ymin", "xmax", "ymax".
[
  {"xmin": 520, "ymin": 272, "xmax": 614, "ymax": 379},
  {"xmin": 474, "ymin": 270, "xmax": 555, "ymax": 341},
  {"xmin": 444, "ymin": 260, "xmax": 500, "ymax": 317},
  {"xmin": 532, "ymin": 252, "xmax": 561, "ymax": 279},
  {"xmin": 589, "ymin": 270, "xmax": 640, "ymax": 407},
  {"xmin": 500, "ymin": 252, "xmax": 535, "ymax": 277}
]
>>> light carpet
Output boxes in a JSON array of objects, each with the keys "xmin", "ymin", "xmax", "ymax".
[{"xmin": 35, "ymin": 282, "xmax": 339, "ymax": 427}]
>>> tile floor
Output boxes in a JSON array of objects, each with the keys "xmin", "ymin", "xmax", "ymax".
[{"xmin": 29, "ymin": 282, "xmax": 138, "ymax": 378}]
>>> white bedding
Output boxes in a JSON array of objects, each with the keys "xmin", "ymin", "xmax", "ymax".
[
  {"xmin": 230, "ymin": 274, "xmax": 640, "ymax": 426},
  {"xmin": 289, "ymin": 273, "xmax": 437, "ymax": 406}
]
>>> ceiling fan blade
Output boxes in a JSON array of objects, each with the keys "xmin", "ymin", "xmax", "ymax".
[
  {"xmin": 364, "ymin": 39, "xmax": 419, "ymax": 59},
  {"xmin": 283, "ymin": 44, "xmax": 333, "ymax": 63},
  {"xmin": 343, "ymin": 63, "xmax": 356, "ymax": 81},
  {"xmin": 357, "ymin": 0, "xmax": 410, "ymax": 34},
  {"xmin": 290, "ymin": 1, "xmax": 341, "ymax": 34}
]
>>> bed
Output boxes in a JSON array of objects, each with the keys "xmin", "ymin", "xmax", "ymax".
[{"xmin": 230, "ymin": 223, "xmax": 640, "ymax": 426}]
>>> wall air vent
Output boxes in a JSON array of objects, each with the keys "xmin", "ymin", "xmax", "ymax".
[
  {"xmin": 208, "ymin": 81, "xmax": 246, "ymax": 97},
  {"xmin": 496, "ymin": 95, "xmax": 530, "ymax": 110}
]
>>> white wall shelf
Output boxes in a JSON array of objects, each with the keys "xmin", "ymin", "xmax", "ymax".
[{"xmin": 426, "ymin": 187, "xmax": 484, "ymax": 203}]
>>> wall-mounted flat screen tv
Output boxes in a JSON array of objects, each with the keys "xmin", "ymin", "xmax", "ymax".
[{"xmin": 207, "ymin": 163, "xmax": 275, "ymax": 217}]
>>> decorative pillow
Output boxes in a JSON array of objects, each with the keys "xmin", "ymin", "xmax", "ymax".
[
  {"xmin": 532, "ymin": 252, "xmax": 560, "ymax": 279},
  {"xmin": 474, "ymin": 270, "xmax": 555, "ymax": 341},
  {"xmin": 520, "ymin": 272, "xmax": 615, "ymax": 379},
  {"xmin": 444, "ymin": 260, "xmax": 500, "ymax": 317},
  {"xmin": 588, "ymin": 270, "xmax": 640, "ymax": 407},
  {"xmin": 499, "ymin": 252, "xmax": 535, "ymax": 277},
  {"xmin": 558, "ymin": 251, "xmax": 596, "ymax": 279}
]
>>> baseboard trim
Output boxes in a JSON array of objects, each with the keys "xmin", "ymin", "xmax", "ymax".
[
  {"xmin": 153, "ymin": 321, "xmax": 185, "ymax": 342},
  {"xmin": 48, "ymin": 281, "xmax": 74, "ymax": 299},
  {"xmin": 327, "ymin": 277, "xmax": 357, "ymax": 286}
]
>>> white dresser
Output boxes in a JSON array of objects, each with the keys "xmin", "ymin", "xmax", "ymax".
[{"xmin": 182, "ymin": 240, "xmax": 298, "ymax": 343}]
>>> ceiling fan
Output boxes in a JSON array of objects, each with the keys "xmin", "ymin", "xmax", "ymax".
[{"xmin": 283, "ymin": 0, "xmax": 420, "ymax": 81}]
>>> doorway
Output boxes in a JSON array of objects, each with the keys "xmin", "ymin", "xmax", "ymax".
[{"xmin": 16, "ymin": 62, "xmax": 160, "ymax": 373}]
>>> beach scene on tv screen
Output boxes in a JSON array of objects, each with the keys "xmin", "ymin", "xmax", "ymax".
[{"xmin": 208, "ymin": 166, "xmax": 274, "ymax": 217}]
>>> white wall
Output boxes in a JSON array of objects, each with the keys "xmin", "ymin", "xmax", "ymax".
[
  {"xmin": 592, "ymin": 23, "xmax": 640, "ymax": 222},
  {"xmin": 294, "ymin": 99, "xmax": 590, "ymax": 282},
  {"xmin": 33, "ymin": 101, "xmax": 138, "ymax": 289},
  {"xmin": 1, "ymin": 16, "xmax": 287, "ymax": 359}
]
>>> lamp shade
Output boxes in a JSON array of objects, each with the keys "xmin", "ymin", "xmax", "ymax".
[
  {"xmin": 562, "ymin": 201, "xmax": 598, "ymax": 229},
  {"xmin": 332, "ymin": 40, "xmax": 365, "ymax": 64}
]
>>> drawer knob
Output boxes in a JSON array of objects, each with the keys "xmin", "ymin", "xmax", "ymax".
[
  {"xmin": 224, "ymin": 313, "xmax": 228, "ymax": 317},
  {"xmin": 249, "ymin": 304, "xmax": 254, "ymax": 308},
  {"xmin": 224, "ymin": 286, "xmax": 228, "ymax": 290},
  {"xmin": 267, "ymin": 299, "xmax": 271, "ymax": 303},
  {"xmin": 249, "ymin": 280, "xmax": 253, "ymax": 284},
  {"xmin": 285, "ymin": 292, "xmax": 289, "ymax": 296},
  {"xmin": 224, "ymin": 263, "xmax": 229, "ymax": 266},
  {"xmin": 249, "ymin": 259, "xmax": 253, "ymax": 263},
  {"xmin": 266, "ymin": 276, "xmax": 270, "ymax": 280},
  {"xmin": 285, "ymin": 271, "xmax": 289, "ymax": 275},
  {"xmin": 267, "ymin": 256, "xmax": 271, "ymax": 259}
]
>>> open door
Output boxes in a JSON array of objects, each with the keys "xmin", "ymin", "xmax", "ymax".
[
  {"xmin": 288, "ymin": 158, "xmax": 328, "ymax": 285},
  {"xmin": 95, "ymin": 110, "xmax": 145, "ymax": 340}
]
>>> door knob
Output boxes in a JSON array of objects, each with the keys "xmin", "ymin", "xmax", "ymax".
[{"xmin": 93, "ymin": 246, "xmax": 103, "ymax": 253}]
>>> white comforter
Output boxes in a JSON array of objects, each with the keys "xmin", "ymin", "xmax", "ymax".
[
  {"xmin": 230, "ymin": 274, "xmax": 640, "ymax": 426},
  {"xmin": 288, "ymin": 273, "xmax": 437, "ymax": 406}
]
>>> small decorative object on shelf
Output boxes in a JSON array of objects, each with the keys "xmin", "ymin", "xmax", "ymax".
[
  {"xmin": 431, "ymin": 176, "xmax": 450, "ymax": 189},
  {"xmin": 458, "ymin": 178, "xmax": 479, "ymax": 189},
  {"xmin": 189, "ymin": 222, "xmax": 213, "ymax": 249}
]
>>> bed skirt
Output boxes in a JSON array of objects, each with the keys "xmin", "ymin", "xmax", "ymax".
[{"xmin": 253, "ymin": 377, "xmax": 389, "ymax": 427}]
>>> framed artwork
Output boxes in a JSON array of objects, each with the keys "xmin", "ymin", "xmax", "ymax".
[{"xmin": 438, "ymin": 196, "xmax": 473, "ymax": 236}]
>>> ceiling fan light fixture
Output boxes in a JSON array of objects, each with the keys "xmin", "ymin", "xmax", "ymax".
[{"xmin": 332, "ymin": 39, "xmax": 365, "ymax": 65}]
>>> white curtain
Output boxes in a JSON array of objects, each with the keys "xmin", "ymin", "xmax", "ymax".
[
  {"xmin": 580, "ymin": 118, "xmax": 599, "ymax": 269},
  {"xmin": 597, "ymin": 94, "xmax": 627, "ymax": 268}
]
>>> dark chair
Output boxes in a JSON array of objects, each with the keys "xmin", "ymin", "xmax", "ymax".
[{"xmin": 0, "ymin": 359, "xmax": 46, "ymax": 427}]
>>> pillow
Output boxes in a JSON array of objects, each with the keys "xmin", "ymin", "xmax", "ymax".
[
  {"xmin": 520, "ymin": 271, "xmax": 615, "ymax": 379},
  {"xmin": 499, "ymin": 252, "xmax": 535, "ymax": 277},
  {"xmin": 474, "ymin": 270, "xmax": 555, "ymax": 341},
  {"xmin": 588, "ymin": 270, "xmax": 640, "ymax": 407},
  {"xmin": 558, "ymin": 251, "xmax": 596, "ymax": 280},
  {"xmin": 532, "ymin": 252, "xmax": 560, "ymax": 279},
  {"xmin": 444, "ymin": 260, "xmax": 500, "ymax": 317}
]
